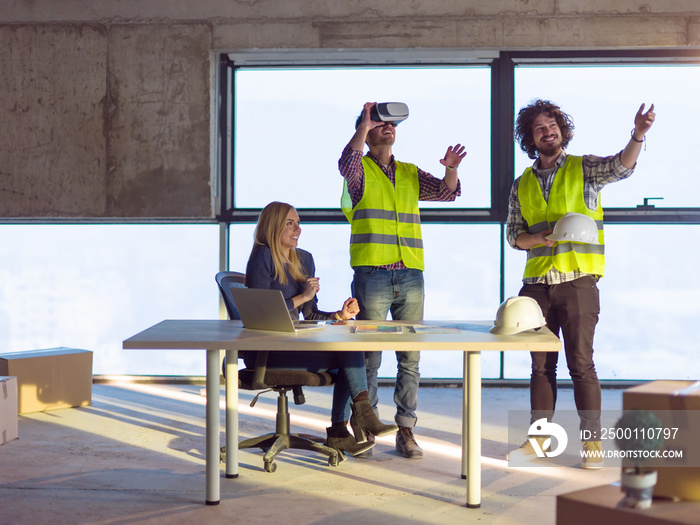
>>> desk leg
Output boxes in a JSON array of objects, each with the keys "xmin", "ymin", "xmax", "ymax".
[
  {"xmin": 465, "ymin": 350, "xmax": 481, "ymax": 508},
  {"xmin": 225, "ymin": 350, "xmax": 239, "ymax": 478},
  {"xmin": 205, "ymin": 349, "xmax": 221, "ymax": 505},
  {"xmin": 461, "ymin": 352, "xmax": 468, "ymax": 478}
]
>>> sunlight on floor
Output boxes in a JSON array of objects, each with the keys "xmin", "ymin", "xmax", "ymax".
[{"xmin": 82, "ymin": 382, "xmax": 582, "ymax": 481}]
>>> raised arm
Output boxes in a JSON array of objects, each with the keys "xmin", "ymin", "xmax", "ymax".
[
  {"xmin": 620, "ymin": 103, "xmax": 656, "ymax": 169},
  {"xmin": 439, "ymin": 143, "xmax": 467, "ymax": 193}
]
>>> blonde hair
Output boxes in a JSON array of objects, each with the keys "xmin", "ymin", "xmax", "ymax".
[{"xmin": 248, "ymin": 201, "xmax": 307, "ymax": 285}]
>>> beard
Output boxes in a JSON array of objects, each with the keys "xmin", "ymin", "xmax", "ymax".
[
  {"xmin": 537, "ymin": 144, "xmax": 561, "ymax": 157},
  {"xmin": 535, "ymin": 135, "xmax": 563, "ymax": 158}
]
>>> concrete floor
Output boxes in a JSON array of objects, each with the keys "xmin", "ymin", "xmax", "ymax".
[{"xmin": 0, "ymin": 383, "xmax": 625, "ymax": 524}]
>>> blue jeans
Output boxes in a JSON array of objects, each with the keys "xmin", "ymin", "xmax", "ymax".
[
  {"xmin": 351, "ymin": 266, "xmax": 424, "ymax": 428},
  {"xmin": 248, "ymin": 351, "xmax": 368, "ymax": 424}
]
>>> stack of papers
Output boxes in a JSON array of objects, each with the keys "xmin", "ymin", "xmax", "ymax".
[
  {"xmin": 412, "ymin": 326, "xmax": 462, "ymax": 334},
  {"xmin": 352, "ymin": 325, "xmax": 405, "ymax": 334}
]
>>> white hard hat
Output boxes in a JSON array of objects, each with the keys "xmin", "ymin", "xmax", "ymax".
[
  {"xmin": 546, "ymin": 212, "xmax": 600, "ymax": 244},
  {"xmin": 490, "ymin": 296, "xmax": 546, "ymax": 335}
]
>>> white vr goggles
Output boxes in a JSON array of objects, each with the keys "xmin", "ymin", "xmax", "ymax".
[{"xmin": 356, "ymin": 102, "xmax": 409, "ymax": 129}]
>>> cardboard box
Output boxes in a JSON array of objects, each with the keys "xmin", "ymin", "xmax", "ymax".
[
  {"xmin": 622, "ymin": 380, "xmax": 700, "ymax": 502},
  {"xmin": 0, "ymin": 376, "xmax": 18, "ymax": 444},
  {"xmin": 557, "ymin": 484, "xmax": 700, "ymax": 525},
  {"xmin": 0, "ymin": 348, "xmax": 93, "ymax": 414}
]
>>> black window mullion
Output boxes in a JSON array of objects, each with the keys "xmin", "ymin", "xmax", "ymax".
[
  {"xmin": 217, "ymin": 55, "xmax": 234, "ymax": 221},
  {"xmin": 491, "ymin": 52, "xmax": 516, "ymax": 225}
]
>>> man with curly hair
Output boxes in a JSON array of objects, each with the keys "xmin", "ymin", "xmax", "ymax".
[{"xmin": 506, "ymin": 99, "xmax": 655, "ymax": 468}]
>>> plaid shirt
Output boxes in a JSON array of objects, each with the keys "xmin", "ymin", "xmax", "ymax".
[
  {"xmin": 338, "ymin": 144, "xmax": 461, "ymax": 270},
  {"xmin": 506, "ymin": 151, "xmax": 633, "ymax": 285}
]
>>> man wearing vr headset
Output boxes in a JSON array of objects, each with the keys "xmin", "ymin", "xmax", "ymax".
[{"xmin": 338, "ymin": 101, "xmax": 466, "ymax": 459}]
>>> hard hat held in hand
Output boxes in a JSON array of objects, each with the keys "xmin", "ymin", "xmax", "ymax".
[
  {"xmin": 546, "ymin": 212, "xmax": 600, "ymax": 244},
  {"xmin": 490, "ymin": 296, "xmax": 546, "ymax": 335}
]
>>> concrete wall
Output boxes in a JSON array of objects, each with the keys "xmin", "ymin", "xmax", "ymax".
[{"xmin": 1, "ymin": 1, "xmax": 699, "ymax": 219}]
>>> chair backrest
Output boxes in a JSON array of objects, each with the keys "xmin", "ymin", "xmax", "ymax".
[
  {"xmin": 215, "ymin": 271, "xmax": 246, "ymax": 320},
  {"xmin": 216, "ymin": 271, "xmax": 257, "ymax": 380}
]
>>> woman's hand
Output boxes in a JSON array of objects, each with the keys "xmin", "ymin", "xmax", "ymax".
[
  {"xmin": 291, "ymin": 277, "xmax": 320, "ymax": 310},
  {"xmin": 302, "ymin": 277, "xmax": 320, "ymax": 301},
  {"xmin": 339, "ymin": 297, "xmax": 360, "ymax": 320}
]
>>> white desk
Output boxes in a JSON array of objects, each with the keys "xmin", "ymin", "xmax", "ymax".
[{"xmin": 123, "ymin": 319, "xmax": 560, "ymax": 507}]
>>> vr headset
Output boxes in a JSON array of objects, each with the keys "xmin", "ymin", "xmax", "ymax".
[{"xmin": 355, "ymin": 102, "xmax": 409, "ymax": 129}]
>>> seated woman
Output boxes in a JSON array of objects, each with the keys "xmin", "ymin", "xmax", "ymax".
[{"xmin": 245, "ymin": 201, "xmax": 397, "ymax": 456}]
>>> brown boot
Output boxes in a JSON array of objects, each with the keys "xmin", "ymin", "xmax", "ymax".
[
  {"xmin": 349, "ymin": 399, "xmax": 398, "ymax": 443},
  {"xmin": 396, "ymin": 426, "xmax": 423, "ymax": 459},
  {"xmin": 325, "ymin": 426, "xmax": 375, "ymax": 457}
]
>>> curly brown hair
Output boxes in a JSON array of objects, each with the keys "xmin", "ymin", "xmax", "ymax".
[{"xmin": 515, "ymin": 99, "xmax": 575, "ymax": 160}]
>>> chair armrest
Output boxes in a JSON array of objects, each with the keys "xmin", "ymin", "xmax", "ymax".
[{"xmin": 250, "ymin": 351, "xmax": 270, "ymax": 390}]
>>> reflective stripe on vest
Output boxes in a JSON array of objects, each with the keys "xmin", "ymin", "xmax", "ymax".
[
  {"xmin": 519, "ymin": 155, "xmax": 605, "ymax": 278},
  {"xmin": 341, "ymin": 158, "xmax": 424, "ymax": 270}
]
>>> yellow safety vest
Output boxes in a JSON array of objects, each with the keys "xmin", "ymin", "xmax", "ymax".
[
  {"xmin": 519, "ymin": 155, "xmax": 605, "ymax": 278},
  {"xmin": 341, "ymin": 158, "xmax": 424, "ymax": 270}
]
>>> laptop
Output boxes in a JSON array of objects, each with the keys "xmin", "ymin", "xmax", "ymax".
[{"xmin": 230, "ymin": 287, "xmax": 326, "ymax": 333}]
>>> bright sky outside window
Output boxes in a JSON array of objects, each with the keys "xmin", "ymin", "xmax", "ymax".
[
  {"xmin": 234, "ymin": 66, "xmax": 491, "ymax": 210},
  {"xmin": 514, "ymin": 65, "xmax": 700, "ymax": 208}
]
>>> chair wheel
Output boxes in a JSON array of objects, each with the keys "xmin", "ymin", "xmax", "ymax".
[
  {"xmin": 264, "ymin": 461, "xmax": 277, "ymax": 473},
  {"xmin": 328, "ymin": 455, "xmax": 340, "ymax": 467}
]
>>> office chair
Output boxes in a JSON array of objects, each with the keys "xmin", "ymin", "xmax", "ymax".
[{"xmin": 215, "ymin": 271, "xmax": 342, "ymax": 473}]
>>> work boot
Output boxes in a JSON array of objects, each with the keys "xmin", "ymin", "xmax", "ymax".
[
  {"xmin": 349, "ymin": 399, "xmax": 398, "ymax": 443},
  {"xmin": 396, "ymin": 426, "xmax": 423, "ymax": 459},
  {"xmin": 325, "ymin": 426, "xmax": 375, "ymax": 457},
  {"xmin": 581, "ymin": 440, "xmax": 604, "ymax": 469},
  {"xmin": 506, "ymin": 436, "xmax": 551, "ymax": 462}
]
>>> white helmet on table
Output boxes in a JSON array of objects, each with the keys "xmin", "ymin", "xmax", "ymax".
[
  {"xmin": 490, "ymin": 296, "xmax": 546, "ymax": 335},
  {"xmin": 545, "ymin": 212, "xmax": 600, "ymax": 244}
]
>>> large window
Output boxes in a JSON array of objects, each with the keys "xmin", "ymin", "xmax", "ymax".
[
  {"xmin": 4, "ymin": 53, "xmax": 697, "ymax": 380},
  {"xmin": 220, "ymin": 51, "xmax": 700, "ymax": 381},
  {"xmin": 503, "ymin": 224, "xmax": 700, "ymax": 380},
  {"xmin": 597, "ymin": 224, "xmax": 700, "ymax": 380},
  {"xmin": 0, "ymin": 225, "xmax": 220, "ymax": 376},
  {"xmin": 223, "ymin": 64, "xmax": 492, "ymax": 215},
  {"xmin": 502, "ymin": 58, "xmax": 700, "ymax": 379},
  {"xmin": 514, "ymin": 64, "xmax": 700, "ymax": 209}
]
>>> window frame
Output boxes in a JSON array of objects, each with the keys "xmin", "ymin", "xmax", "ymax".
[
  {"xmin": 505, "ymin": 49, "xmax": 700, "ymax": 225},
  {"xmin": 218, "ymin": 49, "xmax": 700, "ymax": 226},
  {"xmin": 216, "ymin": 51, "xmax": 500, "ymax": 224}
]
